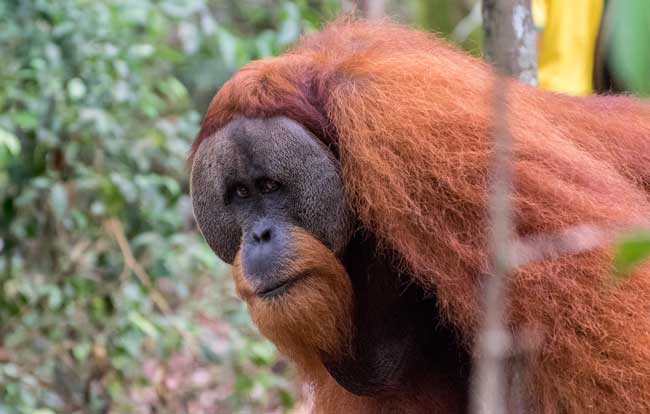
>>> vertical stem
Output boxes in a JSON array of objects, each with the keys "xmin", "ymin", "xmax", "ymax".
[
  {"xmin": 471, "ymin": 74, "xmax": 514, "ymax": 414},
  {"xmin": 482, "ymin": 0, "xmax": 538, "ymax": 85},
  {"xmin": 350, "ymin": 0, "xmax": 386, "ymax": 20},
  {"xmin": 366, "ymin": 0, "xmax": 386, "ymax": 20},
  {"xmin": 2, "ymin": 240, "xmax": 12, "ymax": 281},
  {"xmin": 473, "ymin": 0, "xmax": 538, "ymax": 412}
]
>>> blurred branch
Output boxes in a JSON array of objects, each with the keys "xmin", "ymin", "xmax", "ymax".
[
  {"xmin": 473, "ymin": 2, "xmax": 538, "ymax": 413},
  {"xmin": 347, "ymin": 0, "xmax": 385, "ymax": 20},
  {"xmin": 471, "ymin": 72, "xmax": 513, "ymax": 414},
  {"xmin": 104, "ymin": 218, "xmax": 171, "ymax": 314},
  {"xmin": 513, "ymin": 224, "xmax": 606, "ymax": 267},
  {"xmin": 451, "ymin": 1, "xmax": 482, "ymax": 43},
  {"xmin": 364, "ymin": 0, "xmax": 385, "ymax": 20}
]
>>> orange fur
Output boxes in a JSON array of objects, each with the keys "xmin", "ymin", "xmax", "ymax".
[
  {"xmin": 304, "ymin": 371, "xmax": 468, "ymax": 414},
  {"xmin": 234, "ymin": 227, "xmax": 468, "ymax": 413},
  {"xmin": 195, "ymin": 19, "xmax": 650, "ymax": 413},
  {"xmin": 232, "ymin": 227, "xmax": 353, "ymax": 371}
]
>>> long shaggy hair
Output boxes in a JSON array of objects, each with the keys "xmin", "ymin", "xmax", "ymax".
[
  {"xmin": 192, "ymin": 19, "xmax": 650, "ymax": 413},
  {"xmin": 232, "ymin": 226, "xmax": 353, "ymax": 371}
]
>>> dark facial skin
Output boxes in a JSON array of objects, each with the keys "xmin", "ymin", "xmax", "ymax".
[
  {"xmin": 191, "ymin": 116, "xmax": 353, "ymax": 295},
  {"xmin": 190, "ymin": 116, "xmax": 469, "ymax": 404}
]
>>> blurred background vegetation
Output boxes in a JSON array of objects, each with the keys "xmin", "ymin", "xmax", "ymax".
[{"xmin": 0, "ymin": 1, "xmax": 648, "ymax": 413}]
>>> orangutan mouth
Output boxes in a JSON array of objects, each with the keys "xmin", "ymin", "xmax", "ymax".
[{"xmin": 257, "ymin": 273, "xmax": 307, "ymax": 298}]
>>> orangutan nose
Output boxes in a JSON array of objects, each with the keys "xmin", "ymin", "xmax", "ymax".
[{"xmin": 241, "ymin": 219, "xmax": 290, "ymax": 293}]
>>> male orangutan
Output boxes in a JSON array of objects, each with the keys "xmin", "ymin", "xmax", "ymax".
[{"xmin": 189, "ymin": 19, "xmax": 650, "ymax": 413}]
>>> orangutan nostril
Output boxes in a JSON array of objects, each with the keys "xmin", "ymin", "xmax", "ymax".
[{"xmin": 253, "ymin": 227, "xmax": 272, "ymax": 243}]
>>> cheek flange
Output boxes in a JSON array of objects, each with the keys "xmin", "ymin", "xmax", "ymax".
[{"xmin": 190, "ymin": 137, "xmax": 241, "ymax": 264}]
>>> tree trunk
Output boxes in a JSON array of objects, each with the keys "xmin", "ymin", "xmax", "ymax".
[
  {"xmin": 347, "ymin": 0, "xmax": 385, "ymax": 20},
  {"xmin": 482, "ymin": 0, "xmax": 537, "ymax": 85}
]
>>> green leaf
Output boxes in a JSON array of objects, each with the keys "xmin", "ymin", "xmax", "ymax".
[
  {"xmin": 278, "ymin": 389, "xmax": 295, "ymax": 409},
  {"xmin": 613, "ymin": 230, "xmax": 650, "ymax": 276},
  {"xmin": 199, "ymin": 341, "xmax": 222, "ymax": 363},
  {"xmin": 33, "ymin": 409, "xmax": 56, "ymax": 414},
  {"xmin": 129, "ymin": 44, "xmax": 155, "ymax": 58},
  {"xmin": 609, "ymin": 0, "xmax": 650, "ymax": 96},
  {"xmin": 249, "ymin": 341, "xmax": 276, "ymax": 366},
  {"xmin": 14, "ymin": 111, "xmax": 38, "ymax": 130},
  {"xmin": 159, "ymin": 77, "xmax": 188, "ymax": 102},
  {"xmin": 67, "ymin": 78, "xmax": 87, "ymax": 100},
  {"xmin": 0, "ymin": 128, "xmax": 20, "ymax": 155},
  {"xmin": 128, "ymin": 311, "xmax": 158, "ymax": 338},
  {"xmin": 72, "ymin": 342, "xmax": 92, "ymax": 362},
  {"xmin": 49, "ymin": 183, "xmax": 68, "ymax": 220},
  {"xmin": 277, "ymin": 2, "xmax": 301, "ymax": 46},
  {"xmin": 46, "ymin": 286, "xmax": 63, "ymax": 309},
  {"xmin": 217, "ymin": 28, "xmax": 238, "ymax": 68}
]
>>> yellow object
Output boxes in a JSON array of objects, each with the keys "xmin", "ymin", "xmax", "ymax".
[{"xmin": 532, "ymin": 0, "xmax": 604, "ymax": 95}]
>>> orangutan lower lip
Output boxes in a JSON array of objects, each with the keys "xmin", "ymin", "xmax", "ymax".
[{"xmin": 257, "ymin": 274, "xmax": 306, "ymax": 298}]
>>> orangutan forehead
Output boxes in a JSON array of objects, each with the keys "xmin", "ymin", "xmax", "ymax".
[
  {"xmin": 203, "ymin": 116, "xmax": 334, "ymax": 175},
  {"xmin": 221, "ymin": 116, "xmax": 327, "ymax": 154}
]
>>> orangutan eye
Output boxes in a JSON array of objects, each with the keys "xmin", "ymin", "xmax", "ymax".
[
  {"xmin": 259, "ymin": 178, "xmax": 280, "ymax": 194},
  {"xmin": 235, "ymin": 185, "xmax": 250, "ymax": 198}
]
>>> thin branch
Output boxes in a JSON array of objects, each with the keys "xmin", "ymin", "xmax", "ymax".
[
  {"xmin": 471, "ymin": 72, "xmax": 513, "ymax": 414},
  {"xmin": 451, "ymin": 1, "xmax": 482, "ymax": 43},
  {"xmin": 513, "ymin": 224, "xmax": 607, "ymax": 267},
  {"xmin": 471, "ymin": 2, "xmax": 538, "ymax": 413},
  {"xmin": 104, "ymin": 218, "xmax": 172, "ymax": 314}
]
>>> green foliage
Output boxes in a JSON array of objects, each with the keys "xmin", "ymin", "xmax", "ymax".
[
  {"xmin": 0, "ymin": 0, "xmax": 331, "ymax": 412},
  {"xmin": 613, "ymin": 230, "xmax": 650, "ymax": 278},
  {"xmin": 609, "ymin": 0, "xmax": 650, "ymax": 96},
  {"xmin": 406, "ymin": 0, "xmax": 482, "ymax": 55}
]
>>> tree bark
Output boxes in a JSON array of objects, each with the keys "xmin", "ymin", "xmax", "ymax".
[
  {"xmin": 482, "ymin": 0, "xmax": 537, "ymax": 85},
  {"xmin": 347, "ymin": 0, "xmax": 385, "ymax": 20}
]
